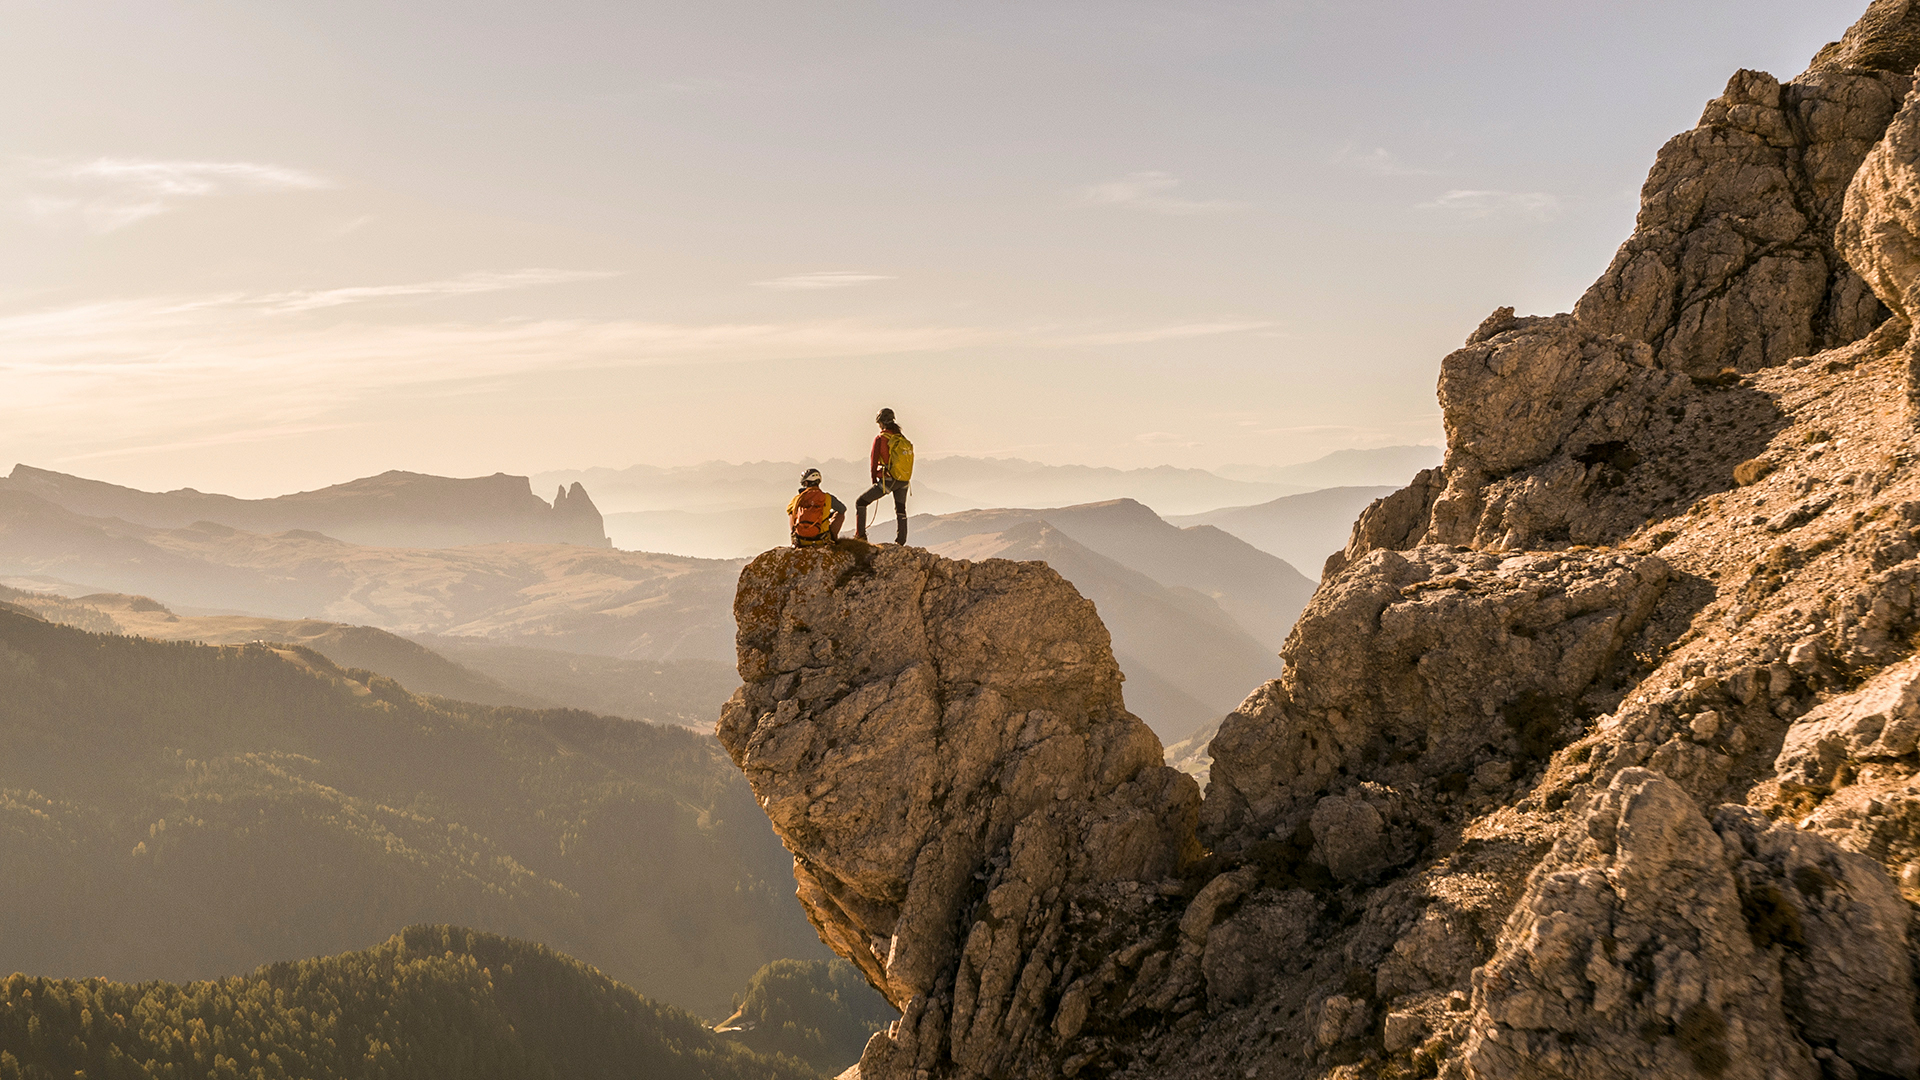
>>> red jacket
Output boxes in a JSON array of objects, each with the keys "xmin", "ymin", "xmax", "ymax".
[{"xmin": 870, "ymin": 432, "xmax": 890, "ymax": 483}]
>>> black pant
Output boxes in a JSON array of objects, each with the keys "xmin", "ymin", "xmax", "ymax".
[{"xmin": 855, "ymin": 481, "xmax": 908, "ymax": 543}]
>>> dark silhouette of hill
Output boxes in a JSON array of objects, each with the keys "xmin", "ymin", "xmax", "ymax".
[
  {"xmin": 1168, "ymin": 484, "xmax": 1400, "ymax": 578},
  {"xmin": 914, "ymin": 518, "xmax": 1281, "ymax": 741},
  {"xmin": 0, "ymin": 925, "xmax": 820, "ymax": 1080},
  {"xmin": 0, "ymin": 605, "xmax": 824, "ymax": 1016},
  {"xmin": 1, "ymin": 464, "xmax": 609, "ymax": 548},
  {"xmin": 0, "ymin": 585, "xmax": 547, "ymax": 707}
]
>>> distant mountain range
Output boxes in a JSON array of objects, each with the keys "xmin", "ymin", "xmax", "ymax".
[
  {"xmin": 1168, "ymin": 485, "xmax": 1401, "ymax": 579},
  {"xmin": 0, "ymin": 490, "xmax": 738, "ymax": 660},
  {"xmin": 913, "ymin": 499, "xmax": 1308, "ymax": 739},
  {"xmin": 540, "ymin": 446, "xmax": 1432, "ymax": 560},
  {"xmin": 1, "ymin": 464, "xmax": 610, "ymax": 548},
  {"xmin": 1213, "ymin": 444, "xmax": 1441, "ymax": 488},
  {"xmin": 0, "ymin": 459, "xmax": 1401, "ymax": 742}
]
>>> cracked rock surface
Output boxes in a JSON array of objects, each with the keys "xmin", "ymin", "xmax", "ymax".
[{"xmin": 720, "ymin": 545, "xmax": 1200, "ymax": 1080}]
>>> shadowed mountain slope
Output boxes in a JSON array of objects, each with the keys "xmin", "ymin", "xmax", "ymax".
[
  {"xmin": 0, "ymin": 585, "xmax": 739, "ymax": 729},
  {"xmin": 912, "ymin": 498, "xmax": 1313, "ymax": 651},
  {"xmin": 0, "ymin": 605, "xmax": 823, "ymax": 1016}
]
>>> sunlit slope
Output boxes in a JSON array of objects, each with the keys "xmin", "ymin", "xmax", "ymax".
[
  {"xmin": 0, "ymin": 605, "xmax": 822, "ymax": 1016},
  {"xmin": 0, "ymin": 925, "xmax": 818, "ymax": 1080}
]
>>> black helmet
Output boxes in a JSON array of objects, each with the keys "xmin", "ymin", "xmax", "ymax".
[
  {"xmin": 799, "ymin": 468, "xmax": 823, "ymax": 487},
  {"xmin": 876, "ymin": 407, "xmax": 896, "ymax": 425}
]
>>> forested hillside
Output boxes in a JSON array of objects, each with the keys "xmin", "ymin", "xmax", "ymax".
[
  {"xmin": 0, "ymin": 925, "xmax": 816, "ymax": 1080},
  {"xmin": 0, "ymin": 604, "xmax": 822, "ymax": 1016},
  {"xmin": 718, "ymin": 960, "xmax": 897, "ymax": 1073}
]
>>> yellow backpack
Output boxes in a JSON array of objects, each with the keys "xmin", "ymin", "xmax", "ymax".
[{"xmin": 884, "ymin": 432, "xmax": 914, "ymax": 483}]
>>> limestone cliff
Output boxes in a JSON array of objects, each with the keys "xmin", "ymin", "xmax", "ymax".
[
  {"xmin": 720, "ymin": 546, "xmax": 1200, "ymax": 1078},
  {"xmin": 721, "ymin": 4, "xmax": 1920, "ymax": 1079}
]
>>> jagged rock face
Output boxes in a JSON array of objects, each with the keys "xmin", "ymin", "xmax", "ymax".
[
  {"xmin": 1204, "ymin": 546, "xmax": 1668, "ymax": 858},
  {"xmin": 1574, "ymin": 62, "xmax": 1906, "ymax": 375},
  {"xmin": 1465, "ymin": 769, "xmax": 1917, "ymax": 1080},
  {"xmin": 1330, "ymin": 309, "xmax": 1785, "ymax": 563},
  {"xmin": 718, "ymin": 545, "xmax": 1199, "ymax": 1080},
  {"xmin": 718, "ymin": 7, "xmax": 1920, "ymax": 1080}
]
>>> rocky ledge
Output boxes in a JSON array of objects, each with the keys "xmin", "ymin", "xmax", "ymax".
[{"xmin": 721, "ymin": 3, "xmax": 1920, "ymax": 1079}]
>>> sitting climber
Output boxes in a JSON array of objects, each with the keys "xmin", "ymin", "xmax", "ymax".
[
  {"xmin": 855, "ymin": 408, "xmax": 913, "ymax": 545},
  {"xmin": 787, "ymin": 468, "xmax": 846, "ymax": 547}
]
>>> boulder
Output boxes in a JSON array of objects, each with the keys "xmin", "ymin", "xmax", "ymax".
[
  {"xmin": 1777, "ymin": 653, "xmax": 1920, "ymax": 791},
  {"xmin": 1204, "ymin": 546, "xmax": 1669, "ymax": 851}
]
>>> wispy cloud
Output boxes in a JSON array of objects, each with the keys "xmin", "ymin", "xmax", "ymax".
[
  {"xmin": 251, "ymin": 269, "xmax": 619, "ymax": 313},
  {"xmin": 1333, "ymin": 144, "xmax": 1435, "ymax": 177},
  {"xmin": 18, "ymin": 156, "xmax": 330, "ymax": 232},
  {"xmin": 1079, "ymin": 172, "xmax": 1248, "ymax": 215},
  {"xmin": 753, "ymin": 271, "xmax": 895, "ymax": 290},
  {"xmin": 0, "ymin": 274, "xmax": 1277, "ymax": 470},
  {"xmin": 1416, "ymin": 189, "xmax": 1560, "ymax": 223}
]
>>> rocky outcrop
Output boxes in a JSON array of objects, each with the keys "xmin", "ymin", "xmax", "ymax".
[
  {"xmin": 1205, "ymin": 546, "xmax": 1669, "ymax": 857},
  {"xmin": 1572, "ymin": 2, "xmax": 1920, "ymax": 375},
  {"xmin": 720, "ymin": 5, "xmax": 1920, "ymax": 1080},
  {"xmin": 718, "ymin": 545, "xmax": 1199, "ymax": 1080}
]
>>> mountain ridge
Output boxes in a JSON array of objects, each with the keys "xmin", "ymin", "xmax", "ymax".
[{"xmin": 1, "ymin": 464, "xmax": 611, "ymax": 549}]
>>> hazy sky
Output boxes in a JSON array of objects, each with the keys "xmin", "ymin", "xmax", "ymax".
[{"xmin": 0, "ymin": 0, "xmax": 1871, "ymax": 496}]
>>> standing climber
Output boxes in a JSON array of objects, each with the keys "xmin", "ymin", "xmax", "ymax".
[
  {"xmin": 855, "ymin": 408, "xmax": 913, "ymax": 545},
  {"xmin": 787, "ymin": 468, "xmax": 846, "ymax": 547}
]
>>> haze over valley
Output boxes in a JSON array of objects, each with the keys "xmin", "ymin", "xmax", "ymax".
[{"xmin": 0, "ymin": 446, "xmax": 1430, "ymax": 742}]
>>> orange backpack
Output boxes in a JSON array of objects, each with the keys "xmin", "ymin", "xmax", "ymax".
[{"xmin": 791, "ymin": 487, "xmax": 834, "ymax": 543}]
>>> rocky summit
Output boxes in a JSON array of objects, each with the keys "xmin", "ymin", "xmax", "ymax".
[{"xmin": 721, "ymin": 3, "xmax": 1920, "ymax": 1079}]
